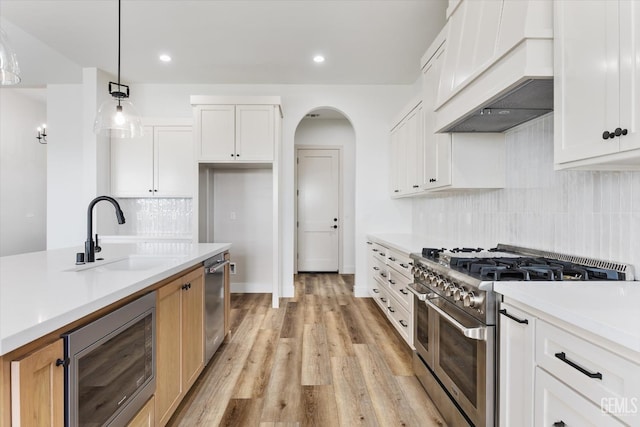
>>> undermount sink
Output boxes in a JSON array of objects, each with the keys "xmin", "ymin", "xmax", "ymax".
[{"xmin": 66, "ymin": 255, "xmax": 182, "ymax": 272}]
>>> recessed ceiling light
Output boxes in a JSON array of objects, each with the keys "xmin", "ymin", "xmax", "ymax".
[
  {"xmin": 159, "ymin": 54, "xmax": 172, "ymax": 63},
  {"xmin": 313, "ymin": 55, "xmax": 325, "ymax": 64}
]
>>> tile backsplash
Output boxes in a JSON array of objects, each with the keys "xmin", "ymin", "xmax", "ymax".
[
  {"xmin": 114, "ymin": 198, "xmax": 193, "ymax": 238},
  {"xmin": 412, "ymin": 114, "xmax": 640, "ymax": 274}
]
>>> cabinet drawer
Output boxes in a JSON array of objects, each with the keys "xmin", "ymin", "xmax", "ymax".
[
  {"xmin": 387, "ymin": 297, "xmax": 412, "ymax": 343},
  {"xmin": 534, "ymin": 367, "xmax": 625, "ymax": 427},
  {"xmin": 371, "ymin": 243, "xmax": 388, "ymax": 263},
  {"xmin": 386, "ymin": 268, "xmax": 412, "ymax": 311},
  {"xmin": 385, "ymin": 248, "xmax": 413, "ymax": 279},
  {"xmin": 371, "ymin": 285, "xmax": 390, "ymax": 313},
  {"xmin": 372, "ymin": 258, "xmax": 389, "ymax": 287},
  {"xmin": 536, "ymin": 320, "xmax": 640, "ymax": 412}
]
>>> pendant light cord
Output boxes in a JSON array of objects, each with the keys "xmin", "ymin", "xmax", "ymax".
[{"xmin": 117, "ymin": 0, "xmax": 122, "ymax": 106}]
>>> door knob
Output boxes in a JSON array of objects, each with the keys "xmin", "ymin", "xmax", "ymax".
[
  {"xmin": 333, "ymin": 218, "xmax": 338, "ymax": 221},
  {"xmin": 332, "ymin": 225, "xmax": 338, "ymax": 229}
]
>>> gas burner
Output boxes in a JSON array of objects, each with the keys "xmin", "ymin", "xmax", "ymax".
[{"xmin": 450, "ymin": 247, "xmax": 485, "ymax": 253}]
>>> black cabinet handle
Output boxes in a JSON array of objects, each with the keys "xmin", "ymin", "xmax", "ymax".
[
  {"xmin": 56, "ymin": 358, "xmax": 67, "ymax": 367},
  {"xmin": 230, "ymin": 153, "xmax": 235, "ymax": 157},
  {"xmin": 554, "ymin": 352, "xmax": 602, "ymax": 379},
  {"xmin": 615, "ymin": 127, "xmax": 623, "ymax": 136},
  {"xmin": 622, "ymin": 128, "xmax": 628, "ymax": 135},
  {"xmin": 400, "ymin": 289, "xmax": 409, "ymax": 295},
  {"xmin": 236, "ymin": 154, "xmax": 240, "ymax": 157},
  {"xmin": 380, "ymin": 273, "xmax": 387, "ymax": 278},
  {"xmin": 379, "ymin": 252, "xmax": 386, "ymax": 257},
  {"xmin": 367, "ymin": 241, "xmax": 373, "ymax": 245},
  {"xmin": 499, "ymin": 309, "xmax": 529, "ymax": 324},
  {"xmin": 394, "ymin": 189, "xmax": 400, "ymax": 193},
  {"xmin": 372, "ymin": 288, "xmax": 380, "ymax": 293},
  {"xmin": 400, "ymin": 263, "xmax": 409, "ymax": 268},
  {"xmin": 412, "ymin": 185, "xmax": 419, "ymax": 188},
  {"xmin": 380, "ymin": 297, "xmax": 387, "ymax": 303},
  {"xmin": 373, "ymin": 266, "xmax": 380, "ymax": 271},
  {"xmin": 334, "ymin": 218, "xmax": 338, "ymax": 221},
  {"xmin": 388, "ymin": 307, "xmax": 395, "ymax": 313},
  {"xmin": 372, "ymin": 249, "xmax": 378, "ymax": 252},
  {"xmin": 399, "ymin": 320, "xmax": 408, "ymax": 328},
  {"xmin": 388, "ymin": 256, "xmax": 396, "ymax": 261},
  {"xmin": 332, "ymin": 225, "xmax": 338, "ymax": 229},
  {"xmin": 602, "ymin": 131, "xmax": 609, "ymax": 140},
  {"xmin": 553, "ymin": 422, "xmax": 565, "ymax": 427},
  {"xmin": 148, "ymin": 189, "xmax": 153, "ymax": 192},
  {"xmin": 388, "ymin": 279, "xmax": 396, "ymax": 285}
]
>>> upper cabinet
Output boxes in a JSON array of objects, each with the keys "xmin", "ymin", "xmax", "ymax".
[
  {"xmin": 435, "ymin": 0, "xmax": 553, "ymax": 133},
  {"xmin": 111, "ymin": 122, "xmax": 194, "ymax": 198},
  {"xmin": 554, "ymin": 0, "xmax": 640, "ymax": 169},
  {"xmin": 389, "ymin": 100, "xmax": 423, "ymax": 197},
  {"xmin": 191, "ymin": 96, "xmax": 282, "ymax": 163}
]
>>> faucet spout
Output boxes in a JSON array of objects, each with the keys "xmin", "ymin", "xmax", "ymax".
[{"xmin": 85, "ymin": 196, "xmax": 126, "ymax": 262}]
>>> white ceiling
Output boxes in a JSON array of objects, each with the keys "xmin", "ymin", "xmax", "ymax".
[{"xmin": 0, "ymin": 0, "xmax": 447, "ymax": 87}]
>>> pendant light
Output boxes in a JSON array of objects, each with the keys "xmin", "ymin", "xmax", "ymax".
[
  {"xmin": 93, "ymin": 0, "xmax": 143, "ymax": 138},
  {"xmin": 0, "ymin": 28, "xmax": 21, "ymax": 85}
]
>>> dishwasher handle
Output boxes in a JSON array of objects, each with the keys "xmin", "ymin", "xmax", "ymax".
[{"xmin": 206, "ymin": 260, "xmax": 229, "ymax": 274}]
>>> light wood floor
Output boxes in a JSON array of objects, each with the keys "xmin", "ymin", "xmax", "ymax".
[{"xmin": 168, "ymin": 273, "xmax": 446, "ymax": 426}]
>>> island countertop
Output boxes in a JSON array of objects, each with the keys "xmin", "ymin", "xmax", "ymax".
[{"xmin": 0, "ymin": 242, "xmax": 230, "ymax": 356}]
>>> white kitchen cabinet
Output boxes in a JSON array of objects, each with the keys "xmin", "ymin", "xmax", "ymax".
[
  {"xmin": 554, "ymin": 0, "xmax": 640, "ymax": 169},
  {"xmin": 194, "ymin": 103, "xmax": 279, "ymax": 162},
  {"xmin": 111, "ymin": 125, "xmax": 193, "ymax": 197},
  {"xmin": 421, "ymin": 28, "xmax": 506, "ymax": 192},
  {"xmin": 366, "ymin": 239, "xmax": 414, "ymax": 349},
  {"xmin": 534, "ymin": 368, "xmax": 625, "ymax": 427},
  {"xmin": 498, "ymin": 302, "xmax": 535, "ymax": 427},
  {"xmin": 389, "ymin": 101, "xmax": 422, "ymax": 198}
]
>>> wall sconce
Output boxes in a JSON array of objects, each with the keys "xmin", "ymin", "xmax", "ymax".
[{"xmin": 36, "ymin": 124, "xmax": 47, "ymax": 144}]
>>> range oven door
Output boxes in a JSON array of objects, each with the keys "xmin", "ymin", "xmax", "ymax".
[
  {"xmin": 428, "ymin": 297, "xmax": 495, "ymax": 427},
  {"xmin": 407, "ymin": 283, "xmax": 436, "ymax": 369}
]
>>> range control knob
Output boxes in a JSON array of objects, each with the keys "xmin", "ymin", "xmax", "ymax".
[
  {"xmin": 463, "ymin": 292, "xmax": 483, "ymax": 308},
  {"xmin": 453, "ymin": 288, "xmax": 467, "ymax": 301},
  {"xmin": 445, "ymin": 283, "xmax": 457, "ymax": 297}
]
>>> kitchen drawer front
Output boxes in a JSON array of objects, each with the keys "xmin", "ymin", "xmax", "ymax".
[
  {"xmin": 534, "ymin": 367, "xmax": 625, "ymax": 427},
  {"xmin": 386, "ymin": 268, "xmax": 413, "ymax": 311},
  {"xmin": 385, "ymin": 249, "xmax": 413, "ymax": 279},
  {"xmin": 387, "ymin": 296, "xmax": 412, "ymax": 343},
  {"xmin": 372, "ymin": 257, "xmax": 389, "ymax": 288},
  {"xmin": 372, "ymin": 285, "xmax": 390, "ymax": 314},
  {"xmin": 371, "ymin": 243, "xmax": 389, "ymax": 264},
  {"xmin": 536, "ymin": 320, "xmax": 640, "ymax": 411}
]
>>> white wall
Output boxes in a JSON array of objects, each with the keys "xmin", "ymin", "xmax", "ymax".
[
  {"xmin": 0, "ymin": 89, "xmax": 47, "ymax": 256},
  {"xmin": 212, "ymin": 168, "xmax": 273, "ymax": 292},
  {"xmin": 412, "ymin": 114, "xmax": 640, "ymax": 274},
  {"xmin": 294, "ymin": 117, "xmax": 356, "ymax": 273},
  {"xmin": 129, "ymin": 83, "xmax": 415, "ymax": 297}
]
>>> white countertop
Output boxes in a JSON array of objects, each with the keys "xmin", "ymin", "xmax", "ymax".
[
  {"xmin": 367, "ymin": 233, "xmax": 428, "ymax": 255},
  {"xmin": 0, "ymin": 242, "xmax": 231, "ymax": 356},
  {"xmin": 495, "ymin": 281, "xmax": 640, "ymax": 354}
]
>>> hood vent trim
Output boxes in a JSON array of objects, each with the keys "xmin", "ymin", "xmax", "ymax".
[{"xmin": 445, "ymin": 79, "xmax": 553, "ymax": 133}]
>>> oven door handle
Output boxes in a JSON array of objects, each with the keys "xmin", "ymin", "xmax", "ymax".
[
  {"xmin": 425, "ymin": 299, "xmax": 488, "ymax": 341},
  {"xmin": 407, "ymin": 284, "xmax": 437, "ymax": 301}
]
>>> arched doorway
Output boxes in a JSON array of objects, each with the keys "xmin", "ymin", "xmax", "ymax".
[{"xmin": 294, "ymin": 108, "xmax": 356, "ymax": 277}]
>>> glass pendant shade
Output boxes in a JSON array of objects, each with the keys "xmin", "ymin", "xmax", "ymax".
[
  {"xmin": 0, "ymin": 29, "xmax": 21, "ymax": 85},
  {"xmin": 93, "ymin": 98, "xmax": 144, "ymax": 138}
]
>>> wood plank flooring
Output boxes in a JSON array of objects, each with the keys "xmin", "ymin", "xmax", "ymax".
[{"xmin": 168, "ymin": 273, "xmax": 446, "ymax": 427}]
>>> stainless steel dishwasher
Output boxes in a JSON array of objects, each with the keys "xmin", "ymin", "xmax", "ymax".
[{"xmin": 204, "ymin": 252, "xmax": 228, "ymax": 364}]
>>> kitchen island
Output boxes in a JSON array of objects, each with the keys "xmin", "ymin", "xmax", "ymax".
[{"xmin": 0, "ymin": 242, "xmax": 230, "ymax": 427}]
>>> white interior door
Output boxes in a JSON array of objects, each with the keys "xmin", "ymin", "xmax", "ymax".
[{"xmin": 297, "ymin": 148, "xmax": 340, "ymax": 272}]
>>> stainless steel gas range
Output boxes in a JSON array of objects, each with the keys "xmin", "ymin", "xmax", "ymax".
[{"xmin": 407, "ymin": 244, "xmax": 635, "ymax": 427}]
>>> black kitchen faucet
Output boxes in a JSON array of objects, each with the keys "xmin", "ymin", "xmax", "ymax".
[{"xmin": 82, "ymin": 196, "xmax": 126, "ymax": 263}]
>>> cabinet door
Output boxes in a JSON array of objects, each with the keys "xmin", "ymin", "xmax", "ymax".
[
  {"xmin": 423, "ymin": 42, "xmax": 452, "ymax": 190},
  {"xmin": 199, "ymin": 105, "xmax": 236, "ymax": 161},
  {"xmin": 111, "ymin": 126, "xmax": 154, "ymax": 197},
  {"xmin": 619, "ymin": 0, "xmax": 640, "ymax": 153},
  {"xmin": 389, "ymin": 124, "xmax": 405, "ymax": 197},
  {"xmin": 554, "ymin": 0, "xmax": 621, "ymax": 164},
  {"xmin": 235, "ymin": 105, "xmax": 275, "ymax": 161},
  {"xmin": 534, "ymin": 368, "xmax": 625, "ymax": 427},
  {"xmin": 181, "ymin": 268, "xmax": 204, "ymax": 391},
  {"xmin": 405, "ymin": 105, "xmax": 423, "ymax": 193},
  {"xmin": 156, "ymin": 279, "xmax": 184, "ymax": 427},
  {"xmin": 126, "ymin": 396, "xmax": 154, "ymax": 427},
  {"xmin": 498, "ymin": 303, "xmax": 535, "ymax": 427},
  {"xmin": 154, "ymin": 126, "xmax": 193, "ymax": 197},
  {"xmin": 11, "ymin": 339, "xmax": 64, "ymax": 427}
]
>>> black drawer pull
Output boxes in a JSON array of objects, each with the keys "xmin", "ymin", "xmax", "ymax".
[
  {"xmin": 553, "ymin": 422, "xmax": 565, "ymax": 427},
  {"xmin": 400, "ymin": 263, "xmax": 409, "ymax": 268},
  {"xmin": 399, "ymin": 320, "xmax": 408, "ymax": 328},
  {"xmin": 388, "ymin": 279, "xmax": 396, "ymax": 285},
  {"xmin": 379, "ymin": 252, "xmax": 386, "ymax": 257},
  {"xmin": 499, "ymin": 309, "xmax": 528, "ymax": 324},
  {"xmin": 388, "ymin": 307, "xmax": 395, "ymax": 313},
  {"xmin": 372, "ymin": 248, "xmax": 378, "ymax": 252},
  {"xmin": 554, "ymin": 352, "xmax": 602, "ymax": 380},
  {"xmin": 372, "ymin": 288, "xmax": 380, "ymax": 293},
  {"xmin": 373, "ymin": 266, "xmax": 380, "ymax": 271},
  {"xmin": 380, "ymin": 297, "xmax": 387, "ymax": 303},
  {"xmin": 380, "ymin": 273, "xmax": 387, "ymax": 278},
  {"xmin": 399, "ymin": 289, "xmax": 408, "ymax": 295},
  {"xmin": 388, "ymin": 256, "xmax": 396, "ymax": 261}
]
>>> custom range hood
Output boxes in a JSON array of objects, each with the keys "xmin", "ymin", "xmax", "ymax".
[{"xmin": 432, "ymin": 0, "xmax": 554, "ymax": 133}]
